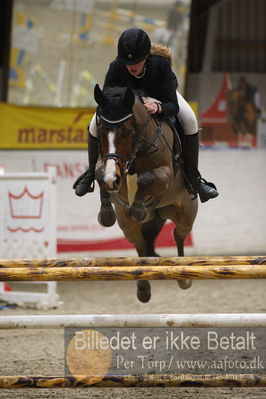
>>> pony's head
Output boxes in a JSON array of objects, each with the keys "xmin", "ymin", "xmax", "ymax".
[{"xmin": 94, "ymin": 84, "xmax": 142, "ymax": 192}]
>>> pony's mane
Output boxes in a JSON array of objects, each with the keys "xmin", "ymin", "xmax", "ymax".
[
  {"xmin": 103, "ymin": 86, "xmax": 127, "ymax": 98},
  {"xmin": 103, "ymin": 86, "xmax": 146, "ymax": 101}
]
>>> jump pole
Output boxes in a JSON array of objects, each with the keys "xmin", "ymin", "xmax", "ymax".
[
  {"xmin": 0, "ymin": 255, "xmax": 265, "ymax": 268},
  {"xmin": 0, "ymin": 374, "xmax": 266, "ymax": 388},
  {"xmin": 1, "ymin": 313, "xmax": 266, "ymax": 329},
  {"xmin": 0, "ymin": 256, "xmax": 265, "ymax": 281},
  {"xmin": 0, "ymin": 264, "xmax": 266, "ymax": 281}
]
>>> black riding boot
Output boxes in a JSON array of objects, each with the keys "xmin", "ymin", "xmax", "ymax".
[
  {"xmin": 73, "ymin": 133, "xmax": 99, "ymax": 197},
  {"xmin": 183, "ymin": 132, "xmax": 218, "ymax": 203}
]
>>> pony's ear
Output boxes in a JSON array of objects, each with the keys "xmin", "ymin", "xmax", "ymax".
[
  {"xmin": 94, "ymin": 84, "xmax": 106, "ymax": 106},
  {"xmin": 124, "ymin": 86, "xmax": 135, "ymax": 111}
]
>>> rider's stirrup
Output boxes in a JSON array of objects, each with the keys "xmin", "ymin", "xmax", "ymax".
[
  {"xmin": 198, "ymin": 178, "xmax": 218, "ymax": 203},
  {"xmin": 73, "ymin": 169, "xmax": 95, "ymax": 196}
]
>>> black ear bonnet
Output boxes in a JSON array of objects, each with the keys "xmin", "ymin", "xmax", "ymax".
[{"xmin": 94, "ymin": 84, "xmax": 135, "ymax": 129}]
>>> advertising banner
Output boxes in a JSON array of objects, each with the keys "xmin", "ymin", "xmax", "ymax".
[{"xmin": 0, "ymin": 103, "xmax": 94, "ymax": 150}]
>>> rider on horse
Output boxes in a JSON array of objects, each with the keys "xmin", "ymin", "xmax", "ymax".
[{"xmin": 73, "ymin": 28, "xmax": 218, "ymax": 203}]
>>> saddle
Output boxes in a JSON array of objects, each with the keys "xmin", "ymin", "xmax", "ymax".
[{"xmin": 165, "ymin": 116, "xmax": 184, "ymax": 174}]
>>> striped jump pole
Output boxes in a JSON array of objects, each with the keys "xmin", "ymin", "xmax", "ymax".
[
  {"xmin": 0, "ymin": 256, "xmax": 265, "ymax": 281},
  {"xmin": 1, "ymin": 256, "xmax": 265, "ymax": 267},
  {"xmin": 0, "ymin": 374, "xmax": 266, "ymax": 388}
]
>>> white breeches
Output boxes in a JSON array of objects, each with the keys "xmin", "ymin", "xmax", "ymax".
[
  {"xmin": 89, "ymin": 91, "xmax": 198, "ymax": 137},
  {"xmin": 176, "ymin": 91, "xmax": 198, "ymax": 135}
]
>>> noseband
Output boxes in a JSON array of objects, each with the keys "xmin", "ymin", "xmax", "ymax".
[{"xmin": 103, "ymin": 152, "xmax": 133, "ymax": 175}]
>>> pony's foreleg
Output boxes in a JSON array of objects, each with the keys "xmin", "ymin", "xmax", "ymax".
[
  {"xmin": 129, "ymin": 167, "xmax": 171, "ymax": 221},
  {"xmin": 136, "ymin": 212, "xmax": 166, "ymax": 303},
  {"xmin": 128, "ymin": 170, "xmax": 156, "ymax": 221},
  {"xmin": 96, "ymin": 170, "xmax": 116, "ymax": 227},
  {"xmin": 114, "ymin": 204, "xmax": 153, "ymax": 303},
  {"xmin": 141, "ymin": 210, "xmax": 166, "ymax": 256}
]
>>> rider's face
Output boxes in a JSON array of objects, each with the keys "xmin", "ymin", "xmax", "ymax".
[{"xmin": 125, "ymin": 58, "xmax": 146, "ymax": 77}]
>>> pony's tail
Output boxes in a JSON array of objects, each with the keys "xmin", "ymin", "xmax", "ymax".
[{"xmin": 150, "ymin": 43, "xmax": 173, "ymax": 66}]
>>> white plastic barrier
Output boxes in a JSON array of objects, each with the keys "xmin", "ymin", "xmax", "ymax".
[{"xmin": 0, "ymin": 166, "xmax": 59, "ymax": 308}]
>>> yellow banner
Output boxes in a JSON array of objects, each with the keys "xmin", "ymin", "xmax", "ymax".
[{"xmin": 0, "ymin": 103, "xmax": 95, "ymax": 149}]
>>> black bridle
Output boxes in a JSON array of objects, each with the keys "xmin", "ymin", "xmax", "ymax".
[
  {"xmin": 103, "ymin": 152, "xmax": 132, "ymax": 175},
  {"xmin": 99, "ymin": 113, "xmax": 162, "ymax": 175}
]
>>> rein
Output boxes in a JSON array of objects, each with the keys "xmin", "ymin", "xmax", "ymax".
[{"xmin": 135, "ymin": 118, "xmax": 161, "ymax": 158}]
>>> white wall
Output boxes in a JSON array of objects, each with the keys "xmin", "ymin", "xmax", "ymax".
[{"xmin": 193, "ymin": 148, "xmax": 266, "ymax": 255}]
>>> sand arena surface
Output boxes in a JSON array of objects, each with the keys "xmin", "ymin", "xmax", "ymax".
[{"xmin": 1, "ymin": 277, "xmax": 266, "ymax": 398}]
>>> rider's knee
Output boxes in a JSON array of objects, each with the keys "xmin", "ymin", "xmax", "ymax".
[{"xmin": 179, "ymin": 111, "xmax": 198, "ymax": 135}]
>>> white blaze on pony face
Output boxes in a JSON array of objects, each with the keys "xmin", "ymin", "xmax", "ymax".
[{"xmin": 104, "ymin": 130, "xmax": 118, "ymax": 189}]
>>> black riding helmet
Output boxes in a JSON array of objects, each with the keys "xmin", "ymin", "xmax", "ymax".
[{"xmin": 117, "ymin": 28, "xmax": 151, "ymax": 65}]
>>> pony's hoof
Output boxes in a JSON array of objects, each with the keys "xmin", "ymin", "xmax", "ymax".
[
  {"xmin": 137, "ymin": 281, "xmax": 151, "ymax": 303},
  {"xmin": 177, "ymin": 279, "xmax": 192, "ymax": 289},
  {"xmin": 97, "ymin": 205, "xmax": 116, "ymax": 227}
]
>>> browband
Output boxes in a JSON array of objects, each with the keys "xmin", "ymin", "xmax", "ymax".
[{"xmin": 99, "ymin": 113, "xmax": 133, "ymax": 125}]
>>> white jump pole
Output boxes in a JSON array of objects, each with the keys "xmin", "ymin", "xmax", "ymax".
[{"xmin": 1, "ymin": 313, "xmax": 266, "ymax": 329}]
